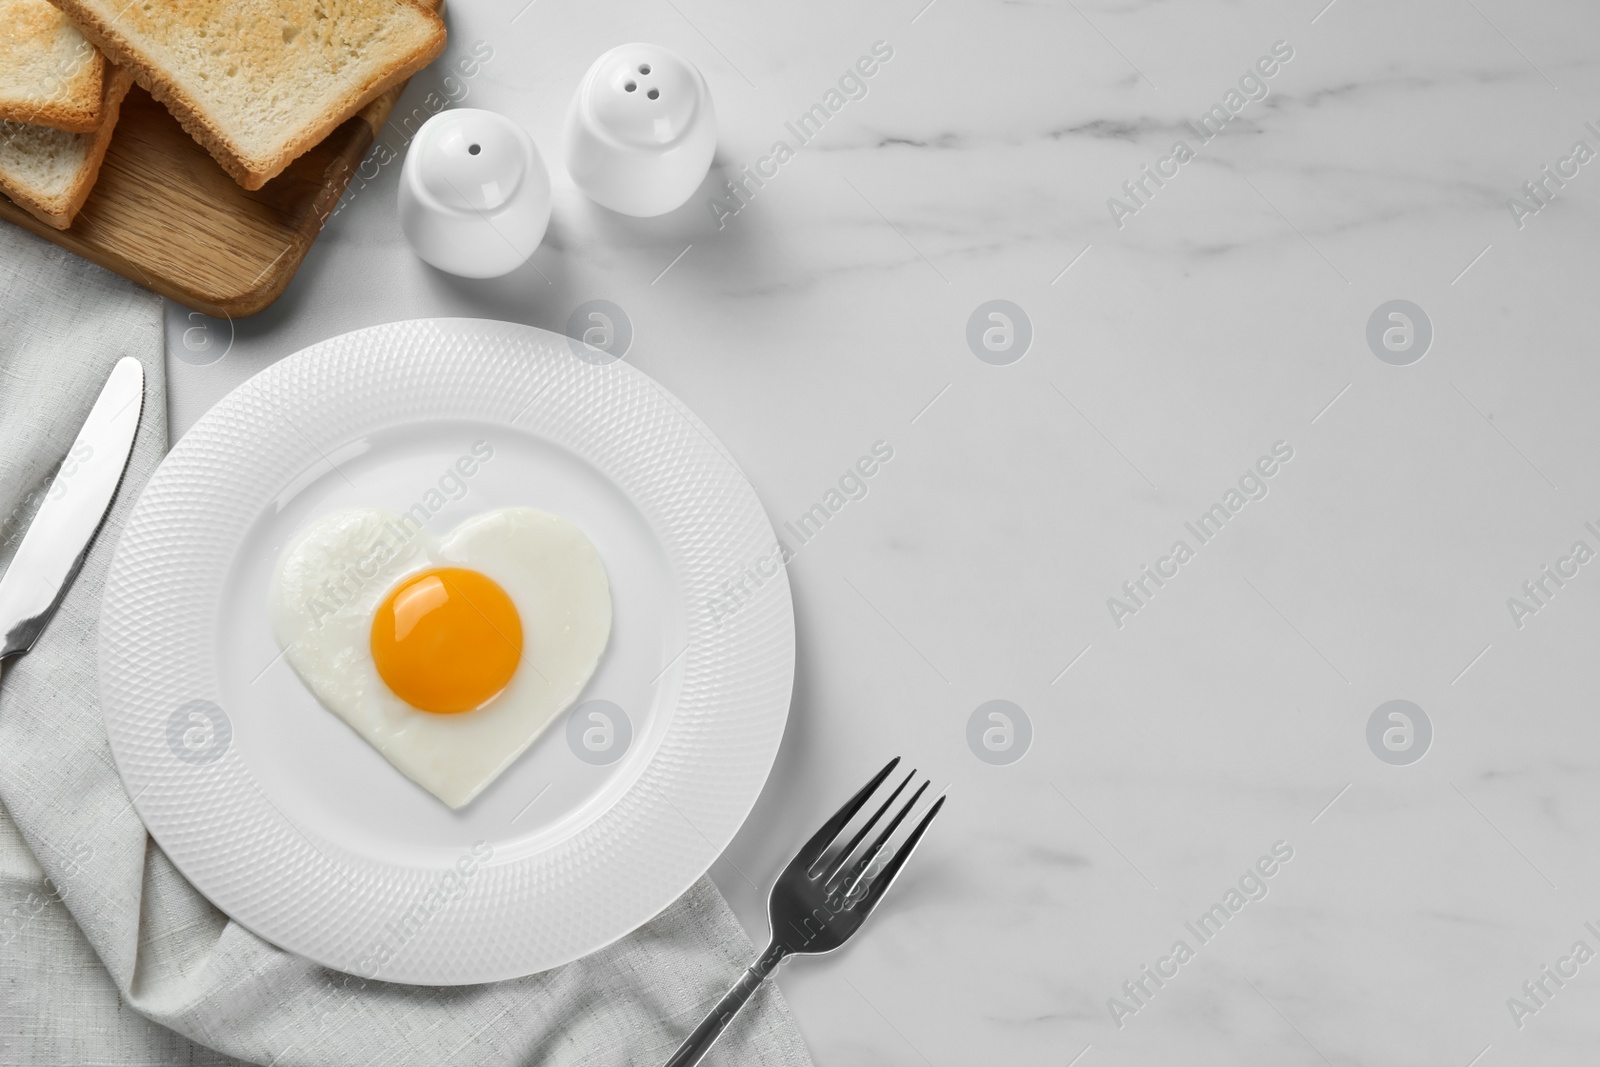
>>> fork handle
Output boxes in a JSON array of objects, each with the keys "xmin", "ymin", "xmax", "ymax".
[{"xmin": 662, "ymin": 939, "xmax": 789, "ymax": 1067}]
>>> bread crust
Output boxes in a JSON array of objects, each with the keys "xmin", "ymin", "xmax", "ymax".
[
  {"xmin": 0, "ymin": 95, "xmax": 102, "ymax": 135},
  {"xmin": 0, "ymin": 63, "xmax": 132, "ymax": 228},
  {"xmin": 0, "ymin": 56, "xmax": 106, "ymax": 132},
  {"xmin": 0, "ymin": 2, "xmax": 106, "ymax": 133},
  {"xmin": 47, "ymin": 0, "xmax": 446, "ymax": 190}
]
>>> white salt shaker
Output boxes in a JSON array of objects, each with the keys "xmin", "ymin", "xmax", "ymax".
[
  {"xmin": 398, "ymin": 109, "xmax": 552, "ymax": 278},
  {"xmin": 564, "ymin": 44, "xmax": 717, "ymax": 217}
]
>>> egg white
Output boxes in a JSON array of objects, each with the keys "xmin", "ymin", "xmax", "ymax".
[{"xmin": 268, "ymin": 507, "xmax": 613, "ymax": 808}]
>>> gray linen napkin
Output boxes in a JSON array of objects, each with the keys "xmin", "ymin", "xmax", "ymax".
[{"xmin": 0, "ymin": 223, "xmax": 813, "ymax": 1067}]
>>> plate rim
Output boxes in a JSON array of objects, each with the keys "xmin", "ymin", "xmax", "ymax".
[{"xmin": 98, "ymin": 317, "xmax": 794, "ymax": 983}]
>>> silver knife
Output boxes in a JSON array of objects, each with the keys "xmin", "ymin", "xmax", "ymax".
[{"xmin": 0, "ymin": 356, "xmax": 144, "ymax": 669}]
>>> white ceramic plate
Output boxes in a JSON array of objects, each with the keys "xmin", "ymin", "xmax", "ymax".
[{"xmin": 99, "ymin": 319, "xmax": 794, "ymax": 984}]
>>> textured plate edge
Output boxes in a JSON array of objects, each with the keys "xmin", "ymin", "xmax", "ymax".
[{"xmin": 97, "ymin": 317, "xmax": 796, "ymax": 983}]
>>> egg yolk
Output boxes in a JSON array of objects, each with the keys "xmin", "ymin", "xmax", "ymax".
[{"xmin": 371, "ymin": 567, "xmax": 523, "ymax": 714}]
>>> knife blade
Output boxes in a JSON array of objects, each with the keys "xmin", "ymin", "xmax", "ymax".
[{"xmin": 0, "ymin": 356, "xmax": 144, "ymax": 662}]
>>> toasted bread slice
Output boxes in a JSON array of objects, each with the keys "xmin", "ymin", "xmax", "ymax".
[
  {"xmin": 0, "ymin": 63, "xmax": 132, "ymax": 228},
  {"xmin": 0, "ymin": 0, "xmax": 106, "ymax": 133},
  {"xmin": 51, "ymin": 0, "xmax": 446, "ymax": 190}
]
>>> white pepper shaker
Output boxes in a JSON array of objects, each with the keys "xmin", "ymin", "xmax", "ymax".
[
  {"xmin": 564, "ymin": 44, "xmax": 717, "ymax": 217},
  {"xmin": 398, "ymin": 109, "xmax": 552, "ymax": 278}
]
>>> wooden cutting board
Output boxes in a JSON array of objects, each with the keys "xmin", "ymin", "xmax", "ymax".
[{"xmin": 0, "ymin": 80, "xmax": 408, "ymax": 318}]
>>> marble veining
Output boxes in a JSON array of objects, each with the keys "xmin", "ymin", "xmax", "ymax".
[{"xmin": 167, "ymin": 0, "xmax": 1600, "ymax": 1063}]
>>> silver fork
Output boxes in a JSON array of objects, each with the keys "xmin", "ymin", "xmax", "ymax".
[{"xmin": 662, "ymin": 757, "xmax": 945, "ymax": 1067}]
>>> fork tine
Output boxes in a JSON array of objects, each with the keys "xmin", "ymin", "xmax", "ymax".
[
  {"xmin": 791, "ymin": 757, "xmax": 901, "ymax": 869},
  {"xmin": 816, "ymin": 767, "xmax": 915, "ymax": 881},
  {"xmin": 846, "ymin": 792, "xmax": 945, "ymax": 909},
  {"xmin": 835, "ymin": 779, "xmax": 928, "ymax": 891}
]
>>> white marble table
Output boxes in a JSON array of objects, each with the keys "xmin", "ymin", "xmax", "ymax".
[{"xmin": 166, "ymin": 1, "xmax": 1600, "ymax": 1063}]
